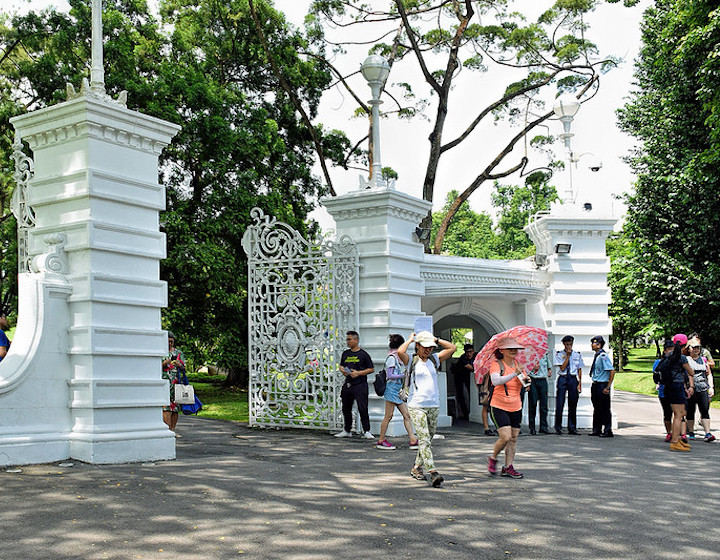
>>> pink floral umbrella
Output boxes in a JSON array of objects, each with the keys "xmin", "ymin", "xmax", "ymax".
[{"xmin": 474, "ymin": 326, "xmax": 548, "ymax": 384}]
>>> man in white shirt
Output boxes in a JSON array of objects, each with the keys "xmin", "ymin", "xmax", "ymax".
[{"xmin": 554, "ymin": 335, "xmax": 583, "ymax": 435}]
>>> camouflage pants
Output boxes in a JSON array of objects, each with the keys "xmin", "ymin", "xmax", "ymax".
[{"xmin": 409, "ymin": 406, "xmax": 439, "ymax": 471}]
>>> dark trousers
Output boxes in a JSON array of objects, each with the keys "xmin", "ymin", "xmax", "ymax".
[
  {"xmin": 528, "ymin": 377, "xmax": 549, "ymax": 431},
  {"xmin": 341, "ymin": 382, "xmax": 370, "ymax": 433},
  {"xmin": 555, "ymin": 375, "xmax": 579, "ymax": 431},
  {"xmin": 453, "ymin": 371, "xmax": 471, "ymax": 418},
  {"xmin": 591, "ymin": 381, "xmax": 612, "ymax": 433}
]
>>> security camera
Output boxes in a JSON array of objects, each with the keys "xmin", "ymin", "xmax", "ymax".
[{"xmin": 588, "ymin": 158, "xmax": 603, "ymax": 172}]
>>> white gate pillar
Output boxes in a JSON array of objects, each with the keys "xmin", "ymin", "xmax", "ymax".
[
  {"xmin": 525, "ymin": 206, "xmax": 617, "ymax": 430},
  {"xmin": 11, "ymin": 94, "xmax": 180, "ymax": 463},
  {"xmin": 324, "ymin": 189, "xmax": 452, "ymax": 435}
]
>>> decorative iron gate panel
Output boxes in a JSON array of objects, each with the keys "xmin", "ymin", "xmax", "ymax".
[{"xmin": 242, "ymin": 208, "xmax": 359, "ymax": 429}]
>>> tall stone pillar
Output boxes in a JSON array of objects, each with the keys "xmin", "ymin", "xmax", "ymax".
[
  {"xmin": 324, "ymin": 189, "xmax": 450, "ymax": 436},
  {"xmin": 525, "ymin": 204, "xmax": 617, "ymax": 429},
  {"xmin": 11, "ymin": 93, "xmax": 180, "ymax": 463}
]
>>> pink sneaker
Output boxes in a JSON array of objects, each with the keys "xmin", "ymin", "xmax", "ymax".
[
  {"xmin": 487, "ymin": 455, "xmax": 498, "ymax": 476},
  {"xmin": 664, "ymin": 433, "xmax": 672, "ymax": 443},
  {"xmin": 408, "ymin": 440, "xmax": 419, "ymax": 450},
  {"xmin": 375, "ymin": 439, "xmax": 396, "ymax": 450},
  {"xmin": 501, "ymin": 464, "xmax": 524, "ymax": 479}
]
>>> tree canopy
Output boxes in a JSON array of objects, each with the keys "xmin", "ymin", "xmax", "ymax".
[
  {"xmin": 617, "ymin": 0, "xmax": 720, "ymax": 351},
  {"xmin": 305, "ymin": 0, "xmax": 623, "ymax": 252},
  {"xmin": 0, "ymin": 0, "xmax": 349, "ymax": 379},
  {"xmin": 431, "ymin": 174, "xmax": 557, "ymax": 259}
]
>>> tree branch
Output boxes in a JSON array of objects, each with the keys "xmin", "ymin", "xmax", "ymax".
[
  {"xmin": 432, "ymin": 109, "xmax": 553, "ymax": 254},
  {"xmin": 248, "ymin": 0, "xmax": 336, "ymax": 196}
]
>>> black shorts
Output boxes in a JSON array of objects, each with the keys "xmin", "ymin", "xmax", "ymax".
[{"xmin": 491, "ymin": 407, "xmax": 522, "ymax": 429}]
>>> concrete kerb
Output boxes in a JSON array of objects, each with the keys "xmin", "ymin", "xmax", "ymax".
[{"xmin": 3, "ymin": 391, "xmax": 720, "ymax": 560}]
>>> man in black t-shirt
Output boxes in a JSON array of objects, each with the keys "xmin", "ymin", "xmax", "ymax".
[
  {"xmin": 335, "ymin": 330, "xmax": 375, "ymax": 439},
  {"xmin": 451, "ymin": 344, "xmax": 475, "ymax": 420}
]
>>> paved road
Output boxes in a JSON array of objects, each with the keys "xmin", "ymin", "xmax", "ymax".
[{"xmin": 3, "ymin": 391, "xmax": 719, "ymax": 560}]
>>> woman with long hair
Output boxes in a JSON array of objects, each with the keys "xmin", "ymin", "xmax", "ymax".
[
  {"xmin": 487, "ymin": 338, "xmax": 530, "ymax": 479},
  {"xmin": 657, "ymin": 334, "xmax": 695, "ymax": 451},
  {"xmin": 376, "ymin": 334, "xmax": 419, "ymax": 451}
]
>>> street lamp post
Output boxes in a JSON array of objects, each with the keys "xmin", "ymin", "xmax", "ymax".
[
  {"xmin": 360, "ymin": 54, "xmax": 391, "ymax": 189},
  {"xmin": 553, "ymin": 95, "xmax": 581, "ymax": 204}
]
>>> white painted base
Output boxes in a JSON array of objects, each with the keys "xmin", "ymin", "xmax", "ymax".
[{"xmin": 69, "ymin": 429, "xmax": 176, "ymax": 464}]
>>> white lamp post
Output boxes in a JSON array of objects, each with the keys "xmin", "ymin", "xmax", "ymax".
[
  {"xmin": 360, "ymin": 54, "xmax": 391, "ymax": 188},
  {"xmin": 553, "ymin": 95, "xmax": 581, "ymax": 204}
]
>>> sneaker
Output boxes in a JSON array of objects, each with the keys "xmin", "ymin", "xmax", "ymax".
[
  {"xmin": 484, "ymin": 429, "xmax": 496, "ymax": 436},
  {"xmin": 704, "ymin": 433, "xmax": 716, "ymax": 442},
  {"xmin": 688, "ymin": 432, "xmax": 696, "ymax": 440},
  {"xmin": 664, "ymin": 433, "xmax": 672, "ymax": 443},
  {"xmin": 501, "ymin": 464, "xmax": 524, "ymax": 479},
  {"xmin": 678, "ymin": 439, "xmax": 691, "ymax": 449},
  {"xmin": 670, "ymin": 441, "xmax": 690, "ymax": 452},
  {"xmin": 334, "ymin": 430, "xmax": 352, "ymax": 438},
  {"xmin": 429, "ymin": 471, "xmax": 444, "ymax": 487},
  {"xmin": 487, "ymin": 455, "xmax": 498, "ymax": 476},
  {"xmin": 408, "ymin": 440, "xmax": 419, "ymax": 450},
  {"xmin": 680, "ymin": 434, "xmax": 689, "ymax": 444},
  {"xmin": 410, "ymin": 465, "xmax": 424, "ymax": 480},
  {"xmin": 362, "ymin": 431, "xmax": 375, "ymax": 440},
  {"xmin": 375, "ymin": 439, "xmax": 396, "ymax": 450}
]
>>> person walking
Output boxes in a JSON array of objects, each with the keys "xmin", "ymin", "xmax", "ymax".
[
  {"xmin": 376, "ymin": 334, "xmax": 419, "ymax": 451},
  {"xmin": 527, "ymin": 349, "xmax": 553, "ymax": 435},
  {"xmin": 657, "ymin": 334, "xmax": 696, "ymax": 451},
  {"xmin": 554, "ymin": 335, "xmax": 583, "ymax": 435},
  {"xmin": 335, "ymin": 331, "xmax": 375, "ymax": 439},
  {"xmin": 588, "ymin": 335, "xmax": 615, "ymax": 438},
  {"xmin": 161, "ymin": 331, "xmax": 185, "ymax": 431},
  {"xmin": 685, "ymin": 336, "xmax": 716, "ymax": 442},
  {"xmin": 398, "ymin": 331, "xmax": 456, "ymax": 488},
  {"xmin": 486, "ymin": 337, "xmax": 530, "ymax": 479}
]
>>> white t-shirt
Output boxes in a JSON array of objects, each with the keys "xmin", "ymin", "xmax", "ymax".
[{"xmin": 408, "ymin": 353, "xmax": 440, "ymax": 408}]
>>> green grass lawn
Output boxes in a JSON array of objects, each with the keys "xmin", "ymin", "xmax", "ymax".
[
  {"xmin": 185, "ymin": 373, "xmax": 249, "ymax": 423},
  {"xmin": 615, "ymin": 346, "xmax": 720, "ymax": 408}
]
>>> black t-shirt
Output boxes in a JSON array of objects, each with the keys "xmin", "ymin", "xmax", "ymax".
[
  {"xmin": 453, "ymin": 353, "xmax": 475, "ymax": 375},
  {"xmin": 340, "ymin": 348, "xmax": 374, "ymax": 386}
]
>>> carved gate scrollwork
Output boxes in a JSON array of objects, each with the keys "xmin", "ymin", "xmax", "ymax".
[{"xmin": 242, "ymin": 208, "xmax": 359, "ymax": 429}]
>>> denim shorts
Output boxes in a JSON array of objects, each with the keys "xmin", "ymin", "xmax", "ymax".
[
  {"xmin": 384, "ymin": 379, "xmax": 403, "ymax": 404},
  {"xmin": 666, "ymin": 382, "xmax": 687, "ymax": 405}
]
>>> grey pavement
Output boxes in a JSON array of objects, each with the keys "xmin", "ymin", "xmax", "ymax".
[{"xmin": 4, "ymin": 391, "xmax": 720, "ymax": 560}]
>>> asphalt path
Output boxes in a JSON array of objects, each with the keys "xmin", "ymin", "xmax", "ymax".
[{"xmin": 3, "ymin": 391, "xmax": 719, "ymax": 560}]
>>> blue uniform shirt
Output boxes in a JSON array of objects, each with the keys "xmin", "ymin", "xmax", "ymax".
[
  {"xmin": 590, "ymin": 350, "xmax": 614, "ymax": 382},
  {"xmin": 0, "ymin": 330, "xmax": 9, "ymax": 363}
]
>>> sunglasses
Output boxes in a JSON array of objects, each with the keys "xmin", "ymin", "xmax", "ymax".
[{"xmin": 690, "ymin": 345, "xmax": 701, "ymax": 350}]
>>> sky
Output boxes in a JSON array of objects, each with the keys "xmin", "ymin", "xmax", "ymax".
[{"xmin": 6, "ymin": 0, "xmax": 650, "ymax": 230}]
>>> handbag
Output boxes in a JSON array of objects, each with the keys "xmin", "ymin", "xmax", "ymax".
[
  {"xmin": 174, "ymin": 368, "xmax": 196, "ymax": 405},
  {"xmin": 181, "ymin": 395, "xmax": 203, "ymax": 415},
  {"xmin": 373, "ymin": 369, "xmax": 387, "ymax": 397}
]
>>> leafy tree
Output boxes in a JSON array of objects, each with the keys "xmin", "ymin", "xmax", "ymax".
[
  {"xmin": 0, "ymin": 0, "xmax": 347, "ymax": 382},
  {"xmin": 431, "ymin": 173, "xmax": 557, "ymax": 259},
  {"xmin": 305, "ymin": 0, "xmax": 623, "ymax": 253},
  {"xmin": 606, "ymin": 232, "xmax": 645, "ymax": 370},
  {"xmin": 431, "ymin": 190, "xmax": 498, "ymax": 258},
  {"xmin": 617, "ymin": 0, "xmax": 720, "ymax": 352},
  {"xmin": 491, "ymin": 171, "xmax": 558, "ymax": 259}
]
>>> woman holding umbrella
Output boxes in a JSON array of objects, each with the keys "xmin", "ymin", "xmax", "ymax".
[{"xmin": 486, "ymin": 337, "xmax": 531, "ymax": 479}]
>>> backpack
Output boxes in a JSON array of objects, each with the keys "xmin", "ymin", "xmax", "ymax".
[
  {"xmin": 399, "ymin": 353, "xmax": 439, "ymax": 402},
  {"xmin": 478, "ymin": 360, "xmax": 510, "ymax": 407}
]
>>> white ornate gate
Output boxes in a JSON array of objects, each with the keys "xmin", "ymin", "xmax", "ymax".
[{"xmin": 241, "ymin": 208, "xmax": 359, "ymax": 429}]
